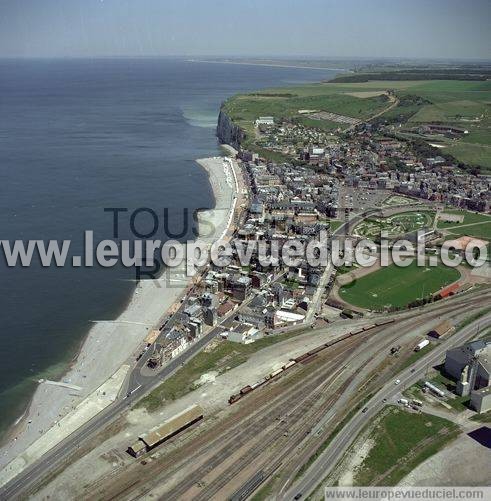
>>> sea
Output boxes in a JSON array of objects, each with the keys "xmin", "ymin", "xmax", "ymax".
[{"xmin": 0, "ymin": 58, "xmax": 338, "ymax": 436}]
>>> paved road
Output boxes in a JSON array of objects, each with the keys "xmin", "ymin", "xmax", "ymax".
[
  {"xmin": 0, "ymin": 326, "xmax": 220, "ymax": 500},
  {"xmin": 0, "ymin": 203, "xmax": 464, "ymax": 498},
  {"xmin": 305, "ymin": 208, "xmax": 377, "ymax": 323},
  {"xmin": 284, "ymin": 312, "xmax": 491, "ymax": 500}
]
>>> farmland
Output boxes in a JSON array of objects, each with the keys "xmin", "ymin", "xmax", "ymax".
[
  {"xmin": 339, "ymin": 261, "xmax": 460, "ymax": 310},
  {"xmin": 399, "ymin": 80, "xmax": 491, "ymax": 172},
  {"xmin": 222, "ymin": 85, "xmax": 392, "ymax": 145},
  {"xmin": 222, "ymin": 78, "xmax": 491, "ymax": 171}
]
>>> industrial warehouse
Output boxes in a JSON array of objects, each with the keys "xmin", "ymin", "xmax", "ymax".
[
  {"xmin": 444, "ymin": 340, "xmax": 491, "ymax": 413},
  {"xmin": 127, "ymin": 405, "xmax": 204, "ymax": 458}
]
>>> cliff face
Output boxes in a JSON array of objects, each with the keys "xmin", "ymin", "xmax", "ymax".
[{"xmin": 216, "ymin": 109, "xmax": 245, "ymax": 150}]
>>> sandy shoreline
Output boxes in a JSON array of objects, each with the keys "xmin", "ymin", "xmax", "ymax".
[
  {"xmin": 0, "ymin": 154, "xmax": 237, "ymax": 470},
  {"xmin": 187, "ymin": 58, "xmax": 349, "ymax": 72}
]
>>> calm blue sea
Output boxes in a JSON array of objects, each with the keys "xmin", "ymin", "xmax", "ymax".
[{"xmin": 0, "ymin": 58, "xmax": 337, "ymax": 434}]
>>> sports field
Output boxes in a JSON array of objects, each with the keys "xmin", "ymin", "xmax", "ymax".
[{"xmin": 339, "ymin": 261, "xmax": 460, "ymax": 310}]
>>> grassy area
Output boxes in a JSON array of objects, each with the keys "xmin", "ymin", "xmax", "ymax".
[
  {"xmin": 398, "ymin": 343, "xmax": 435, "ymax": 371},
  {"xmin": 438, "ymin": 209, "xmax": 491, "ymax": 227},
  {"xmin": 470, "ymin": 410, "xmax": 491, "ymax": 423},
  {"xmin": 224, "ymin": 78, "xmax": 491, "ymax": 171},
  {"xmin": 335, "ymin": 263, "xmax": 360, "ymax": 275},
  {"xmin": 446, "ymin": 223, "xmax": 491, "ymax": 240},
  {"xmin": 437, "ymin": 209, "xmax": 491, "ymax": 239},
  {"xmin": 397, "ymin": 80, "xmax": 491, "ymax": 172},
  {"xmin": 223, "ymin": 87, "xmax": 390, "ymax": 124},
  {"xmin": 447, "ymin": 142, "xmax": 491, "ymax": 171},
  {"xmin": 283, "ymin": 278, "xmax": 300, "ymax": 290},
  {"xmin": 250, "ymin": 475, "xmax": 279, "ymax": 501},
  {"xmin": 222, "ymin": 81, "xmax": 394, "ymax": 153},
  {"xmin": 478, "ymin": 328, "xmax": 491, "ymax": 341},
  {"xmin": 457, "ymin": 306, "xmax": 491, "ymax": 331},
  {"xmin": 429, "ymin": 368, "xmax": 471, "ymax": 411},
  {"xmin": 295, "ymin": 116, "xmax": 342, "ymax": 132},
  {"xmin": 330, "ymin": 220, "xmax": 345, "ymax": 231},
  {"xmin": 248, "ymin": 144, "xmax": 293, "ymax": 164},
  {"xmin": 381, "ymin": 194, "xmax": 422, "ymax": 207},
  {"xmin": 339, "ymin": 261, "xmax": 460, "ymax": 310},
  {"xmin": 353, "ymin": 406, "xmax": 460, "ymax": 486},
  {"xmin": 136, "ymin": 331, "xmax": 307, "ymax": 412}
]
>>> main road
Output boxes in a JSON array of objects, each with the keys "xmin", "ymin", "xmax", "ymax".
[
  {"xmin": 0, "ymin": 203, "xmax": 453, "ymax": 499},
  {"xmin": 283, "ymin": 312, "xmax": 491, "ymax": 500},
  {"xmin": 0, "ymin": 325, "xmax": 220, "ymax": 500}
]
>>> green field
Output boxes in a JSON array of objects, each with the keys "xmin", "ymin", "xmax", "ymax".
[
  {"xmin": 222, "ymin": 82, "xmax": 395, "ymax": 145},
  {"xmin": 399, "ymin": 80, "xmax": 491, "ymax": 171},
  {"xmin": 224, "ymin": 78, "xmax": 491, "ymax": 171},
  {"xmin": 339, "ymin": 261, "xmax": 460, "ymax": 310},
  {"xmin": 351, "ymin": 406, "xmax": 460, "ymax": 486},
  {"xmin": 354, "ymin": 211, "xmax": 435, "ymax": 240},
  {"xmin": 446, "ymin": 142, "xmax": 491, "ymax": 171},
  {"xmin": 437, "ymin": 209, "xmax": 491, "ymax": 240}
]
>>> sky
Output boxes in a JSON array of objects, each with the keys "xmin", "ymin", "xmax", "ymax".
[{"xmin": 0, "ymin": 0, "xmax": 489, "ymax": 60}]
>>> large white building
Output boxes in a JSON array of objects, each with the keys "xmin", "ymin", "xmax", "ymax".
[{"xmin": 444, "ymin": 340, "xmax": 491, "ymax": 412}]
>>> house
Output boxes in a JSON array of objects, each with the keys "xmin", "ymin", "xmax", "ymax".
[
  {"xmin": 226, "ymin": 323, "xmax": 259, "ymax": 344},
  {"xmin": 255, "ymin": 116, "xmax": 274, "ymax": 127},
  {"xmin": 217, "ymin": 301, "xmax": 236, "ymax": 318}
]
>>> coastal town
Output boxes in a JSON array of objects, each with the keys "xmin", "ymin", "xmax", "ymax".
[
  {"xmin": 142, "ymin": 101, "xmax": 490, "ymax": 372},
  {"xmin": 1, "ymin": 69, "xmax": 490, "ymax": 500},
  {"xmin": 2, "ymin": 0, "xmax": 491, "ymax": 498}
]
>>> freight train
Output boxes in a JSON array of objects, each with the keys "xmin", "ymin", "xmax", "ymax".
[{"xmin": 228, "ymin": 319, "xmax": 394, "ymax": 404}]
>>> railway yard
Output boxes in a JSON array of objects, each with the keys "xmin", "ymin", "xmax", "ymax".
[{"xmin": 28, "ymin": 289, "xmax": 491, "ymax": 501}]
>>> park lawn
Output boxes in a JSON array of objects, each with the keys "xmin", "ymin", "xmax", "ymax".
[
  {"xmin": 437, "ymin": 209, "xmax": 491, "ymax": 240},
  {"xmin": 353, "ymin": 406, "xmax": 460, "ymax": 486},
  {"xmin": 446, "ymin": 222, "xmax": 491, "ymax": 240},
  {"xmin": 438, "ymin": 209, "xmax": 491, "ymax": 227},
  {"xmin": 339, "ymin": 261, "xmax": 460, "ymax": 310}
]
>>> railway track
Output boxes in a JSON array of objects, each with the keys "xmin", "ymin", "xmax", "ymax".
[
  {"xmin": 108, "ymin": 334, "xmax": 372, "ymax": 500},
  {"xmin": 215, "ymin": 300, "xmax": 488, "ymax": 500},
  {"xmin": 192, "ymin": 367, "xmax": 354, "ymax": 501},
  {"xmin": 78, "ymin": 293, "xmax": 490, "ymax": 501}
]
